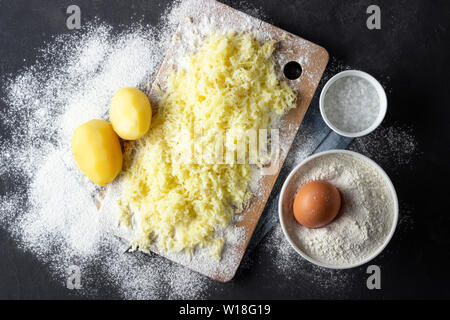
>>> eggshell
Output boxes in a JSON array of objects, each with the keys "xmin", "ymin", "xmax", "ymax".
[{"xmin": 293, "ymin": 180, "xmax": 341, "ymax": 228}]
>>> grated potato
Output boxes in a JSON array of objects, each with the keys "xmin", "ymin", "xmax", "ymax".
[{"xmin": 119, "ymin": 32, "xmax": 296, "ymax": 259}]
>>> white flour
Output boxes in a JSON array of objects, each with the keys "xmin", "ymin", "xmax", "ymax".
[
  {"xmin": 98, "ymin": 0, "xmax": 301, "ymax": 280},
  {"xmin": 259, "ymin": 224, "xmax": 357, "ymax": 291},
  {"xmin": 286, "ymin": 153, "xmax": 395, "ymax": 266},
  {"xmin": 0, "ymin": 0, "xmax": 416, "ymax": 298},
  {"xmin": 0, "ymin": 0, "xmax": 305, "ymax": 299},
  {"xmin": 349, "ymin": 124, "xmax": 418, "ymax": 167},
  {"xmin": 0, "ymin": 0, "xmax": 217, "ymax": 299}
]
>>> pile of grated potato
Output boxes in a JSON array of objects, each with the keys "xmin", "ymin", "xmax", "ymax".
[{"xmin": 119, "ymin": 32, "xmax": 296, "ymax": 259}]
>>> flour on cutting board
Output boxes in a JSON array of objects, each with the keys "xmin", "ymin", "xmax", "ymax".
[
  {"xmin": 1, "ymin": 2, "xmax": 219, "ymax": 297},
  {"xmin": 0, "ymin": 0, "xmax": 318, "ymax": 298},
  {"xmin": 100, "ymin": 180, "xmax": 246, "ymax": 280},
  {"xmin": 0, "ymin": 0, "xmax": 417, "ymax": 298},
  {"xmin": 100, "ymin": 0, "xmax": 324, "ymax": 280},
  {"xmin": 158, "ymin": 0, "xmax": 316, "ymax": 92}
]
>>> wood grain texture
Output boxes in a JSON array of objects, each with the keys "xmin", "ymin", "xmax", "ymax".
[{"xmin": 106, "ymin": 0, "xmax": 328, "ymax": 282}]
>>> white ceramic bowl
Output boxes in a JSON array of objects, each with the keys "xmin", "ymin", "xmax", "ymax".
[
  {"xmin": 278, "ymin": 150, "xmax": 398, "ymax": 269},
  {"xmin": 319, "ymin": 70, "xmax": 387, "ymax": 138}
]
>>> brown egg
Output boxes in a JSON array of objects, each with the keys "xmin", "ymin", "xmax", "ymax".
[{"xmin": 293, "ymin": 180, "xmax": 341, "ymax": 228}]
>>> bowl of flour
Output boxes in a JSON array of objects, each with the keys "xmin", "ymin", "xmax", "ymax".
[{"xmin": 278, "ymin": 150, "xmax": 398, "ymax": 269}]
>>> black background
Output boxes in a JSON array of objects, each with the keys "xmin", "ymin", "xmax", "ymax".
[{"xmin": 0, "ymin": 0, "xmax": 449, "ymax": 299}]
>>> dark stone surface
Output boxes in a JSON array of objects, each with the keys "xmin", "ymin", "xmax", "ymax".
[{"xmin": 0, "ymin": 0, "xmax": 449, "ymax": 299}]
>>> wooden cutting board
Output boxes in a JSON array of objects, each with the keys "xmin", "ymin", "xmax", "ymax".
[{"xmin": 100, "ymin": 0, "xmax": 328, "ymax": 282}]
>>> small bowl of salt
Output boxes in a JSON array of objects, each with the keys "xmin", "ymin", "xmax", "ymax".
[{"xmin": 319, "ymin": 70, "xmax": 387, "ymax": 137}]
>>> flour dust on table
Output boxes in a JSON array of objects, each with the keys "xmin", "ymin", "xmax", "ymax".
[
  {"xmin": 0, "ymin": 0, "xmax": 337, "ymax": 299},
  {"xmin": 0, "ymin": 0, "xmax": 419, "ymax": 298}
]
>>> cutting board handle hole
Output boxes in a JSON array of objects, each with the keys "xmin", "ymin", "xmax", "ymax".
[{"xmin": 283, "ymin": 61, "xmax": 302, "ymax": 80}]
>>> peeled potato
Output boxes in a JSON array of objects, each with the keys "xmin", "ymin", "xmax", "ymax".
[
  {"xmin": 72, "ymin": 119, "xmax": 122, "ymax": 186},
  {"xmin": 110, "ymin": 87, "xmax": 152, "ymax": 140}
]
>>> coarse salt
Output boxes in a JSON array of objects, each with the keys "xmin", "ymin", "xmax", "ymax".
[{"xmin": 323, "ymin": 76, "xmax": 380, "ymax": 133}]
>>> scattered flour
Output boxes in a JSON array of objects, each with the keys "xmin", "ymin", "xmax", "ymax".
[
  {"xmin": 0, "ymin": 0, "xmax": 321, "ymax": 299},
  {"xmin": 349, "ymin": 124, "xmax": 418, "ymax": 167},
  {"xmin": 1, "ymin": 0, "xmax": 220, "ymax": 299},
  {"xmin": 259, "ymin": 224, "xmax": 356, "ymax": 292},
  {"xmin": 0, "ymin": 0, "xmax": 418, "ymax": 298}
]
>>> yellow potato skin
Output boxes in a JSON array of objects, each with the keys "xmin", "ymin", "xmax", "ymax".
[
  {"xmin": 72, "ymin": 119, "xmax": 122, "ymax": 186},
  {"xmin": 110, "ymin": 87, "xmax": 152, "ymax": 140}
]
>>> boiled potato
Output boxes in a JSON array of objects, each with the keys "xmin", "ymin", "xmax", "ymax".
[
  {"xmin": 72, "ymin": 119, "xmax": 122, "ymax": 186},
  {"xmin": 110, "ymin": 87, "xmax": 152, "ymax": 140}
]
